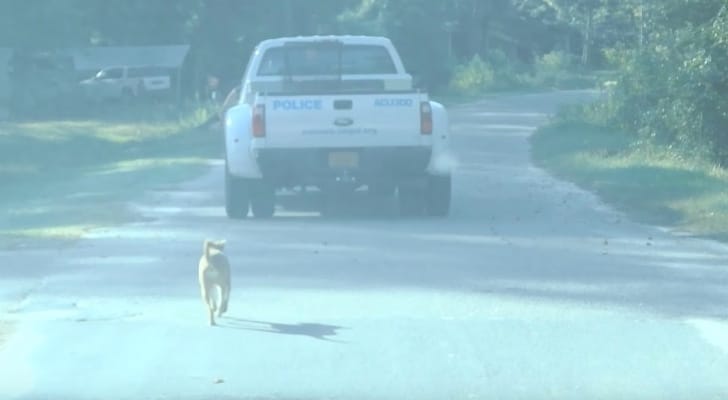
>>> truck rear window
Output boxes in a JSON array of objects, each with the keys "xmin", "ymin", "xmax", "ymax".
[{"xmin": 257, "ymin": 44, "xmax": 397, "ymax": 76}]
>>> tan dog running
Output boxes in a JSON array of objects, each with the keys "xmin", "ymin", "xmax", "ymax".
[{"xmin": 198, "ymin": 239, "xmax": 231, "ymax": 326}]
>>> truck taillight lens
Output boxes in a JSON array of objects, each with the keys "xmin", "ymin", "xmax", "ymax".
[
  {"xmin": 420, "ymin": 101, "xmax": 432, "ymax": 135},
  {"xmin": 252, "ymin": 105, "xmax": 266, "ymax": 138}
]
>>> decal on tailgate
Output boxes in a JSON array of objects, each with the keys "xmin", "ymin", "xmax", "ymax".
[
  {"xmin": 272, "ymin": 99, "xmax": 323, "ymax": 111},
  {"xmin": 374, "ymin": 98, "xmax": 414, "ymax": 107}
]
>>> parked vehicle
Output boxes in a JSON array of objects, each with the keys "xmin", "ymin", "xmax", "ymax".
[
  {"xmin": 224, "ymin": 35, "xmax": 452, "ymax": 218},
  {"xmin": 79, "ymin": 65, "xmax": 171, "ymax": 101}
]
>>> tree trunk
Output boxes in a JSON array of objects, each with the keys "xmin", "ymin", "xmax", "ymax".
[
  {"xmin": 468, "ymin": 0, "xmax": 485, "ymax": 58},
  {"xmin": 283, "ymin": 0, "xmax": 295, "ymax": 36},
  {"xmin": 581, "ymin": 5, "xmax": 593, "ymax": 66},
  {"xmin": 638, "ymin": 0, "xmax": 645, "ymax": 52}
]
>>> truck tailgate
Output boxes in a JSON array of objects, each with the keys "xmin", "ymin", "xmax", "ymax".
[{"xmin": 261, "ymin": 93, "xmax": 427, "ymax": 148}]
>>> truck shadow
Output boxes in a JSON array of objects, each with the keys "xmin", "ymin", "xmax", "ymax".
[{"xmin": 274, "ymin": 190, "xmax": 400, "ymax": 220}]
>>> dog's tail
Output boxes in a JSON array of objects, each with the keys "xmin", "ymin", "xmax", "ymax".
[{"xmin": 203, "ymin": 239, "xmax": 226, "ymax": 260}]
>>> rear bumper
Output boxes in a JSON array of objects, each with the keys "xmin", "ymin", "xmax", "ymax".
[{"xmin": 255, "ymin": 146, "xmax": 432, "ymax": 186}]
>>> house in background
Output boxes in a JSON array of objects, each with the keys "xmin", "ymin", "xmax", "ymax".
[
  {"xmin": 67, "ymin": 45, "xmax": 190, "ymax": 102},
  {"xmin": 4, "ymin": 45, "xmax": 191, "ymax": 118}
]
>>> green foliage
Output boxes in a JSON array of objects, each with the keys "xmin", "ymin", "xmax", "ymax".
[
  {"xmin": 446, "ymin": 48, "xmax": 599, "ymax": 96},
  {"xmin": 377, "ymin": 0, "xmax": 455, "ymax": 89},
  {"xmin": 449, "ymin": 55, "xmax": 496, "ymax": 94},
  {"xmin": 532, "ymin": 51, "xmax": 571, "ymax": 87},
  {"xmin": 599, "ymin": 1, "xmax": 728, "ymax": 163}
]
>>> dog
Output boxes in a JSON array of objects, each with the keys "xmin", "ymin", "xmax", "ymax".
[{"xmin": 198, "ymin": 239, "xmax": 231, "ymax": 326}]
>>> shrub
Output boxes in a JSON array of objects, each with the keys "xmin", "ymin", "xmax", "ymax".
[
  {"xmin": 533, "ymin": 51, "xmax": 571, "ymax": 87},
  {"xmin": 448, "ymin": 55, "xmax": 496, "ymax": 95}
]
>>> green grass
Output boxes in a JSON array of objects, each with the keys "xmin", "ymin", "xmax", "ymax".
[
  {"xmin": 0, "ymin": 105, "xmax": 221, "ymax": 248},
  {"xmin": 530, "ymin": 120, "xmax": 728, "ymax": 241}
]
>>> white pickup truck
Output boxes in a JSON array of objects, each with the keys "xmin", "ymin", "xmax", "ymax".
[
  {"xmin": 224, "ymin": 35, "xmax": 452, "ymax": 218},
  {"xmin": 79, "ymin": 66, "xmax": 171, "ymax": 101}
]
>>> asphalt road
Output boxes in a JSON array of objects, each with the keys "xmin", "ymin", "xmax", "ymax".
[{"xmin": 2, "ymin": 91, "xmax": 728, "ymax": 400}]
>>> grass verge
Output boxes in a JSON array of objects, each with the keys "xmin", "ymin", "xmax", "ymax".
[
  {"xmin": 0, "ymin": 105, "xmax": 221, "ymax": 249},
  {"xmin": 530, "ymin": 120, "xmax": 728, "ymax": 241}
]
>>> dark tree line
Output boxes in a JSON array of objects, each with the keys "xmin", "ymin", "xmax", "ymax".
[
  {"xmin": 0, "ymin": 0, "xmax": 646, "ymax": 90},
  {"xmin": 1, "ymin": 0, "xmax": 725, "ymax": 160}
]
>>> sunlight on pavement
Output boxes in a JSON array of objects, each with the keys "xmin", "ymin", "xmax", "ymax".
[{"xmin": 687, "ymin": 319, "xmax": 728, "ymax": 355}]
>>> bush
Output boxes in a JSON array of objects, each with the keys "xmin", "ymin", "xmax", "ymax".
[
  {"xmin": 448, "ymin": 55, "xmax": 496, "ymax": 95},
  {"xmin": 533, "ymin": 51, "xmax": 572, "ymax": 87},
  {"xmin": 566, "ymin": 3, "xmax": 728, "ymax": 164}
]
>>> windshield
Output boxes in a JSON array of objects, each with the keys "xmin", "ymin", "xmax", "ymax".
[{"xmin": 258, "ymin": 44, "xmax": 398, "ymax": 76}]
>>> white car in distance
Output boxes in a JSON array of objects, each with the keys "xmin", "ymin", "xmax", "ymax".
[{"xmin": 80, "ymin": 65, "xmax": 171, "ymax": 101}]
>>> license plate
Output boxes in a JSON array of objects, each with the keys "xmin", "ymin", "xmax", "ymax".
[{"xmin": 328, "ymin": 151, "xmax": 359, "ymax": 168}]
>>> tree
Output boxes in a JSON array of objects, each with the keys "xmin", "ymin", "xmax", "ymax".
[{"xmin": 515, "ymin": 0, "xmax": 615, "ymax": 66}]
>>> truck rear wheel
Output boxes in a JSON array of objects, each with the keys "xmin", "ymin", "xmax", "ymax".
[
  {"xmin": 369, "ymin": 182, "xmax": 396, "ymax": 197},
  {"xmin": 397, "ymin": 182, "xmax": 425, "ymax": 217},
  {"xmin": 251, "ymin": 180, "xmax": 275, "ymax": 218},
  {"xmin": 225, "ymin": 170, "xmax": 250, "ymax": 219},
  {"xmin": 426, "ymin": 174, "xmax": 451, "ymax": 217}
]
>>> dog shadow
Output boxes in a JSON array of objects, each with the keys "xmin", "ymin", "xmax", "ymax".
[{"xmin": 219, "ymin": 316, "xmax": 348, "ymax": 343}]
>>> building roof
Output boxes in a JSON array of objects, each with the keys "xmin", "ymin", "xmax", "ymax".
[{"xmin": 66, "ymin": 45, "xmax": 190, "ymax": 71}]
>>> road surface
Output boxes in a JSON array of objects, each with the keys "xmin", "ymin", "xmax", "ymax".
[{"xmin": 1, "ymin": 91, "xmax": 728, "ymax": 400}]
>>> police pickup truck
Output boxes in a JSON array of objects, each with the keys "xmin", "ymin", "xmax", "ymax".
[{"xmin": 224, "ymin": 35, "xmax": 452, "ymax": 218}]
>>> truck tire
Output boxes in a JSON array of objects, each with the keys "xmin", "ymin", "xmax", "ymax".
[
  {"xmin": 426, "ymin": 174, "xmax": 451, "ymax": 217},
  {"xmin": 320, "ymin": 190, "xmax": 341, "ymax": 218},
  {"xmin": 251, "ymin": 180, "xmax": 275, "ymax": 219},
  {"xmin": 369, "ymin": 182, "xmax": 396, "ymax": 197},
  {"xmin": 121, "ymin": 87, "xmax": 134, "ymax": 104},
  {"xmin": 225, "ymin": 170, "xmax": 250, "ymax": 219},
  {"xmin": 397, "ymin": 182, "xmax": 425, "ymax": 217}
]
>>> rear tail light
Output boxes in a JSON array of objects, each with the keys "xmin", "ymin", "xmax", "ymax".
[
  {"xmin": 252, "ymin": 104, "xmax": 266, "ymax": 138},
  {"xmin": 420, "ymin": 101, "xmax": 432, "ymax": 135}
]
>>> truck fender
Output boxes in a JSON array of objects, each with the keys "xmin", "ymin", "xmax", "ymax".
[
  {"xmin": 427, "ymin": 101, "xmax": 454, "ymax": 176},
  {"xmin": 224, "ymin": 104, "xmax": 263, "ymax": 179}
]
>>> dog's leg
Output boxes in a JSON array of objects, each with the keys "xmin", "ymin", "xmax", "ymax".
[
  {"xmin": 201, "ymin": 284, "xmax": 216, "ymax": 326},
  {"xmin": 218, "ymin": 283, "xmax": 230, "ymax": 316},
  {"xmin": 208, "ymin": 305, "xmax": 216, "ymax": 326},
  {"xmin": 209, "ymin": 286, "xmax": 218, "ymax": 313},
  {"xmin": 208, "ymin": 297, "xmax": 216, "ymax": 326}
]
